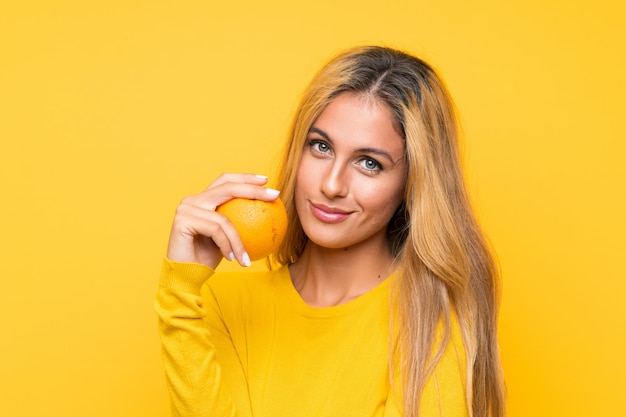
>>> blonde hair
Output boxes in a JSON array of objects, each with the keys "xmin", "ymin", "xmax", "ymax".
[{"xmin": 272, "ymin": 45, "xmax": 505, "ymax": 417}]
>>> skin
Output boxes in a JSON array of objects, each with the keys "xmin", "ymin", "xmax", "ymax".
[
  {"xmin": 166, "ymin": 92, "xmax": 407, "ymax": 307},
  {"xmin": 289, "ymin": 92, "xmax": 407, "ymax": 306},
  {"xmin": 166, "ymin": 173, "xmax": 281, "ymax": 268}
]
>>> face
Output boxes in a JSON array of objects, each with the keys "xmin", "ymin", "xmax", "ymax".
[{"xmin": 294, "ymin": 92, "xmax": 407, "ymax": 252}]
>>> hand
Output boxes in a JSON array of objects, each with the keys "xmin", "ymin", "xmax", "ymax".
[{"xmin": 166, "ymin": 173, "xmax": 281, "ymax": 269}]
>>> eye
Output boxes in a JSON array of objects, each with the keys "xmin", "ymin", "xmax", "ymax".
[
  {"xmin": 308, "ymin": 139, "xmax": 331, "ymax": 154},
  {"xmin": 359, "ymin": 157, "xmax": 382, "ymax": 172}
]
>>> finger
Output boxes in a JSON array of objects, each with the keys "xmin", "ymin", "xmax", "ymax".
[
  {"xmin": 208, "ymin": 173, "xmax": 269, "ymax": 189},
  {"xmin": 169, "ymin": 204, "xmax": 250, "ymax": 267},
  {"xmin": 184, "ymin": 182, "xmax": 281, "ymax": 212},
  {"xmin": 191, "ymin": 210, "xmax": 251, "ymax": 267},
  {"xmin": 167, "ymin": 207, "xmax": 222, "ymax": 266}
]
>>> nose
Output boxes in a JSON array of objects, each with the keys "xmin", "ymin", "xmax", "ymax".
[{"xmin": 320, "ymin": 161, "xmax": 349, "ymax": 199}]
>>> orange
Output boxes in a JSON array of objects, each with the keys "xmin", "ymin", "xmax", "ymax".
[{"xmin": 216, "ymin": 197, "xmax": 288, "ymax": 261}]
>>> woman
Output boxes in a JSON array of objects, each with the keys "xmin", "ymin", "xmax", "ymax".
[{"xmin": 156, "ymin": 45, "xmax": 506, "ymax": 417}]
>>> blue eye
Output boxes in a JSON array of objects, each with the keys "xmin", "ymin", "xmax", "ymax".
[
  {"xmin": 316, "ymin": 142, "xmax": 329, "ymax": 152},
  {"xmin": 360, "ymin": 157, "xmax": 382, "ymax": 172},
  {"xmin": 309, "ymin": 139, "xmax": 331, "ymax": 154}
]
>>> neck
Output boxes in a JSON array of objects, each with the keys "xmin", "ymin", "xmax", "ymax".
[{"xmin": 289, "ymin": 238, "xmax": 395, "ymax": 307}]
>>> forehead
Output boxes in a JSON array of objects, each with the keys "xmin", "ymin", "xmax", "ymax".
[{"xmin": 311, "ymin": 92, "xmax": 405, "ymax": 155}]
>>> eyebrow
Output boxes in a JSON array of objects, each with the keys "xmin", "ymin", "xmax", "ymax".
[{"xmin": 308, "ymin": 126, "xmax": 399, "ymax": 164}]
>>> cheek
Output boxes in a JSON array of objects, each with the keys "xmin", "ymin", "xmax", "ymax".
[
  {"xmin": 361, "ymin": 180, "xmax": 405, "ymax": 219},
  {"xmin": 294, "ymin": 160, "xmax": 306, "ymax": 192},
  {"xmin": 295, "ymin": 154, "xmax": 317, "ymax": 191},
  {"xmin": 294, "ymin": 159, "xmax": 312, "ymax": 205},
  {"xmin": 365, "ymin": 179, "xmax": 404, "ymax": 205}
]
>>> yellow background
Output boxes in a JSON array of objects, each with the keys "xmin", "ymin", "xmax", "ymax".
[{"xmin": 1, "ymin": 1, "xmax": 624, "ymax": 416}]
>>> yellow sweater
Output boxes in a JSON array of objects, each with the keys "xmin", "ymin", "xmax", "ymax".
[{"xmin": 155, "ymin": 259, "xmax": 468, "ymax": 417}]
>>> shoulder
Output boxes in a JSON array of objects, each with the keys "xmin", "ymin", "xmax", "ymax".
[
  {"xmin": 423, "ymin": 312, "xmax": 469, "ymax": 416},
  {"xmin": 434, "ymin": 312, "xmax": 468, "ymax": 383},
  {"xmin": 448, "ymin": 312, "xmax": 467, "ymax": 370}
]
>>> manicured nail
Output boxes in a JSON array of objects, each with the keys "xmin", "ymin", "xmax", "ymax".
[
  {"xmin": 256, "ymin": 175, "xmax": 268, "ymax": 180},
  {"xmin": 266, "ymin": 188, "xmax": 280, "ymax": 196},
  {"xmin": 227, "ymin": 252, "xmax": 235, "ymax": 261},
  {"xmin": 242, "ymin": 252, "xmax": 251, "ymax": 267}
]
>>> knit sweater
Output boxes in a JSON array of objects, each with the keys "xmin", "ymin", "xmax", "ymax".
[{"xmin": 155, "ymin": 258, "xmax": 468, "ymax": 417}]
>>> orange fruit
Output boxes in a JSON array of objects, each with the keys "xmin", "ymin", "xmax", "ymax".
[{"xmin": 216, "ymin": 197, "xmax": 288, "ymax": 261}]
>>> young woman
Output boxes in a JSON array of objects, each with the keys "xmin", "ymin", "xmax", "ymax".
[{"xmin": 156, "ymin": 45, "xmax": 506, "ymax": 417}]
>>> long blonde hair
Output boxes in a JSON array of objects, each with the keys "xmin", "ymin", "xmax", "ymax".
[{"xmin": 272, "ymin": 45, "xmax": 505, "ymax": 417}]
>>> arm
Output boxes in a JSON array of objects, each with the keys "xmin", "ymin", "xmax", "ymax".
[
  {"xmin": 155, "ymin": 259, "xmax": 241, "ymax": 417},
  {"xmin": 156, "ymin": 173, "xmax": 279, "ymax": 416}
]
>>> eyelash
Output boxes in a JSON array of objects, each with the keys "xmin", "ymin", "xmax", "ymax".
[
  {"xmin": 359, "ymin": 157, "xmax": 382, "ymax": 172},
  {"xmin": 308, "ymin": 139, "xmax": 331, "ymax": 154},
  {"xmin": 306, "ymin": 139, "xmax": 383, "ymax": 173}
]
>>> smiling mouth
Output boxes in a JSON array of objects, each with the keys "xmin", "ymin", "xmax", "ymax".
[{"xmin": 309, "ymin": 202, "xmax": 352, "ymax": 223}]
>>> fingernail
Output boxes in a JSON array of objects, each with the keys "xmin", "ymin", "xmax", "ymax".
[
  {"xmin": 256, "ymin": 175, "xmax": 268, "ymax": 180},
  {"xmin": 227, "ymin": 252, "xmax": 235, "ymax": 261},
  {"xmin": 266, "ymin": 188, "xmax": 280, "ymax": 196},
  {"xmin": 242, "ymin": 252, "xmax": 251, "ymax": 267}
]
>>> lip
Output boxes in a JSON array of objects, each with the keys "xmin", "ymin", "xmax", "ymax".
[{"xmin": 309, "ymin": 202, "xmax": 352, "ymax": 223}]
